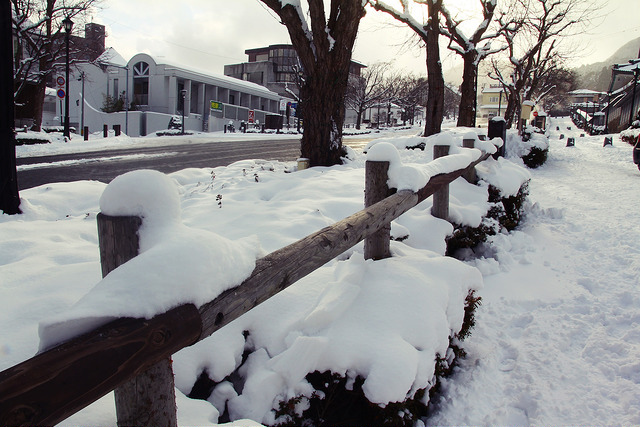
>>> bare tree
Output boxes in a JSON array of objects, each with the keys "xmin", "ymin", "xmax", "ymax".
[
  {"xmin": 391, "ymin": 74, "xmax": 429, "ymax": 125},
  {"xmin": 258, "ymin": 0, "xmax": 366, "ymax": 167},
  {"xmin": 440, "ymin": 0, "xmax": 505, "ymax": 127},
  {"xmin": 489, "ymin": 0, "xmax": 593, "ymax": 128},
  {"xmin": 345, "ymin": 62, "xmax": 393, "ymax": 129},
  {"xmin": 12, "ymin": 0, "xmax": 101, "ymax": 130},
  {"xmin": 534, "ymin": 66, "xmax": 578, "ymax": 113},
  {"xmin": 369, "ymin": 0, "xmax": 445, "ymax": 137}
]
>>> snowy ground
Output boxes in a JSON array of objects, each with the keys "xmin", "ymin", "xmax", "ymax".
[
  {"xmin": 428, "ymin": 119, "xmax": 640, "ymax": 425},
  {"xmin": 2, "ymin": 117, "xmax": 639, "ymax": 425}
]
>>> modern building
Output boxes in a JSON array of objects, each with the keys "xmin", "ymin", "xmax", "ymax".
[
  {"xmin": 224, "ymin": 44, "xmax": 366, "ymax": 125},
  {"xmin": 47, "ymin": 52, "xmax": 290, "ymax": 136}
]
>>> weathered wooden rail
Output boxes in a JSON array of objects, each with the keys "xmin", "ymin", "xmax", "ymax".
[{"xmin": 0, "ymin": 138, "xmax": 493, "ymax": 426}]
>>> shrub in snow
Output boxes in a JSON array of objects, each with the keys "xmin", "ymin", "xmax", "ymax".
[
  {"xmin": 507, "ymin": 127, "xmax": 549, "ymax": 169},
  {"xmin": 14, "ymin": 131, "xmax": 53, "ymax": 145},
  {"xmin": 620, "ymin": 125, "xmax": 640, "ymax": 145}
]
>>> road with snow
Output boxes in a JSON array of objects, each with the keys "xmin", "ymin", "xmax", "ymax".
[
  {"xmin": 16, "ymin": 138, "xmax": 302, "ymax": 190},
  {"xmin": 15, "ymin": 132, "xmax": 393, "ymax": 190},
  {"xmin": 427, "ymin": 117, "xmax": 640, "ymax": 425}
]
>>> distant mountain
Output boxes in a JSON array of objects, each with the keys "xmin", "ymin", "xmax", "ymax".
[
  {"xmin": 575, "ymin": 37, "xmax": 640, "ymax": 92},
  {"xmin": 443, "ymin": 37, "xmax": 640, "ymax": 93}
]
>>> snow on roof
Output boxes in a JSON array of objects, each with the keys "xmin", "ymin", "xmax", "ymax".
[
  {"xmin": 482, "ymin": 86, "xmax": 505, "ymax": 93},
  {"xmin": 612, "ymin": 59, "xmax": 640, "ymax": 74},
  {"xmin": 96, "ymin": 47, "xmax": 127, "ymax": 67},
  {"xmin": 568, "ymin": 89, "xmax": 604, "ymax": 96}
]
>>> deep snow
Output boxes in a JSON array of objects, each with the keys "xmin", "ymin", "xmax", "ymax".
[{"xmin": 1, "ymin": 118, "xmax": 639, "ymax": 425}]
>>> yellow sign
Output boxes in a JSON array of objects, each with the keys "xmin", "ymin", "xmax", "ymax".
[{"xmin": 210, "ymin": 101, "xmax": 223, "ymax": 112}]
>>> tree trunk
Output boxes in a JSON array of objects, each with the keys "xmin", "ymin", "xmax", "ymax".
[
  {"xmin": 503, "ymin": 89, "xmax": 520, "ymax": 129},
  {"xmin": 356, "ymin": 105, "xmax": 364, "ymax": 130},
  {"xmin": 1, "ymin": 0, "xmax": 21, "ymax": 214},
  {"xmin": 32, "ymin": 80, "xmax": 47, "ymax": 131},
  {"xmin": 300, "ymin": 68, "xmax": 348, "ymax": 166},
  {"xmin": 423, "ymin": 3, "xmax": 444, "ymax": 137},
  {"xmin": 262, "ymin": 0, "xmax": 365, "ymax": 167},
  {"xmin": 457, "ymin": 52, "xmax": 478, "ymax": 127}
]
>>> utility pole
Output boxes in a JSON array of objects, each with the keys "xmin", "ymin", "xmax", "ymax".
[{"xmin": 1, "ymin": 0, "xmax": 21, "ymax": 214}]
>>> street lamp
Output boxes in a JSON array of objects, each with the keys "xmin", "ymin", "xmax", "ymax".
[
  {"xmin": 180, "ymin": 89, "xmax": 187, "ymax": 134},
  {"xmin": 62, "ymin": 17, "xmax": 73, "ymax": 139}
]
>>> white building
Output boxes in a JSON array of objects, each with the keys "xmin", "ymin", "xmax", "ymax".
[{"xmin": 49, "ymin": 51, "xmax": 290, "ymax": 137}]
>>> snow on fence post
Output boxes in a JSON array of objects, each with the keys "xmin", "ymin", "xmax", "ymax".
[
  {"xmin": 462, "ymin": 137, "xmax": 477, "ymax": 183},
  {"xmin": 431, "ymin": 145, "xmax": 450, "ymax": 221},
  {"xmin": 364, "ymin": 160, "xmax": 392, "ymax": 260},
  {"xmin": 97, "ymin": 213, "xmax": 179, "ymax": 427}
]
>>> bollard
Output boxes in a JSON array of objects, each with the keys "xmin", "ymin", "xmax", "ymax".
[
  {"xmin": 364, "ymin": 161, "xmax": 392, "ymax": 260},
  {"xmin": 103, "ymin": 124, "xmax": 108, "ymax": 138},
  {"xmin": 431, "ymin": 145, "xmax": 450, "ymax": 220},
  {"xmin": 488, "ymin": 117, "xmax": 506, "ymax": 158},
  {"xmin": 84, "ymin": 126, "xmax": 89, "ymax": 141},
  {"xmin": 113, "ymin": 124, "xmax": 121, "ymax": 137}
]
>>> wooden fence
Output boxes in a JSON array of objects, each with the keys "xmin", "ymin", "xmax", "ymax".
[{"xmin": 0, "ymin": 138, "xmax": 493, "ymax": 426}]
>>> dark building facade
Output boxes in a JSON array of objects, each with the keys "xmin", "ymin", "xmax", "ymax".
[{"xmin": 224, "ymin": 44, "xmax": 365, "ymax": 99}]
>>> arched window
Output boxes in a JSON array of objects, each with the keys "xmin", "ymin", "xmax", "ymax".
[{"xmin": 133, "ymin": 61, "xmax": 149, "ymax": 106}]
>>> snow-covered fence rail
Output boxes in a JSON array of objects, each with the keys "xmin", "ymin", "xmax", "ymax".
[{"xmin": 0, "ymin": 141, "xmax": 493, "ymax": 427}]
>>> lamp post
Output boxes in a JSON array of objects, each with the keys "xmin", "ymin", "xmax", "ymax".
[
  {"xmin": 180, "ymin": 89, "xmax": 187, "ymax": 134},
  {"xmin": 62, "ymin": 17, "xmax": 73, "ymax": 139}
]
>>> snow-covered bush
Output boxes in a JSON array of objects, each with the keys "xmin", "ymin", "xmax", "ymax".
[
  {"xmin": 620, "ymin": 123, "xmax": 640, "ymax": 145},
  {"xmin": 14, "ymin": 130, "xmax": 54, "ymax": 145},
  {"xmin": 506, "ymin": 127, "xmax": 549, "ymax": 168}
]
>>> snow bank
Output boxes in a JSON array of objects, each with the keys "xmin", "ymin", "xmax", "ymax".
[{"xmin": 38, "ymin": 170, "xmax": 261, "ymax": 350}]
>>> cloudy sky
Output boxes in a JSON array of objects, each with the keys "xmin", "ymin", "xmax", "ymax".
[{"xmin": 91, "ymin": 0, "xmax": 640, "ymax": 80}]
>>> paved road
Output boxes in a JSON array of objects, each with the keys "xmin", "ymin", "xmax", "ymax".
[
  {"xmin": 16, "ymin": 138, "xmax": 302, "ymax": 190},
  {"xmin": 16, "ymin": 129, "xmax": 407, "ymax": 190}
]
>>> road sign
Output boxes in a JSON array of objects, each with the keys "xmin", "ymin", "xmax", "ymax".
[
  {"xmin": 210, "ymin": 101, "xmax": 223, "ymax": 112},
  {"xmin": 533, "ymin": 111, "xmax": 538, "ymax": 117},
  {"xmin": 57, "ymin": 89, "xmax": 66, "ymax": 99},
  {"xmin": 248, "ymin": 110, "xmax": 255, "ymax": 123},
  {"xmin": 57, "ymin": 76, "xmax": 65, "ymax": 86}
]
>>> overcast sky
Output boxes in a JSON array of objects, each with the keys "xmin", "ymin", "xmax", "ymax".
[{"xmin": 91, "ymin": 0, "xmax": 640, "ymax": 80}]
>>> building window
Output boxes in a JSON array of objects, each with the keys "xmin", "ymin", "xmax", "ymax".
[
  {"xmin": 229, "ymin": 94, "xmax": 235, "ymax": 105},
  {"xmin": 113, "ymin": 78, "xmax": 119, "ymax": 98},
  {"xmin": 133, "ymin": 61, "xmax": 149, "ymax": 106}
]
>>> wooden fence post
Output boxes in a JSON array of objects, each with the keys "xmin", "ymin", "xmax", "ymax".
[
  {"xmin": 97, "ymin": 213, "xmax": 178, "ymax": 427},
  {"xmin": 432, "ymin": 145, "xmax": 450, "ymax": 220},
  {"xmin": 364, "ymin": 160, "xmax": 392, "ymax": 260},
  {"xmin": 462, "ymin": 137, "xmax": 477, "ymax": 184}
]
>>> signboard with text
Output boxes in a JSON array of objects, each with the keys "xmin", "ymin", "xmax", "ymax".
[{"xmin": 210, "ymin": 101, "xmax": 223, "ymax": 112}]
